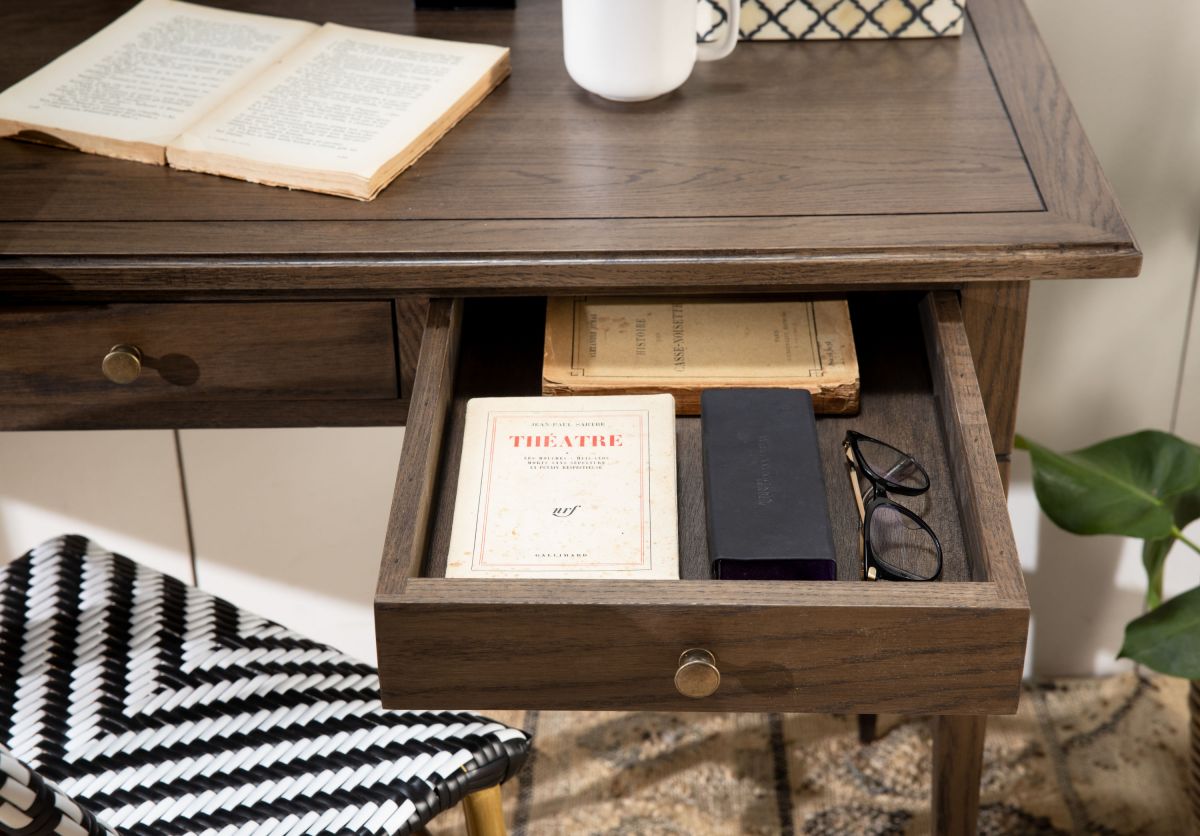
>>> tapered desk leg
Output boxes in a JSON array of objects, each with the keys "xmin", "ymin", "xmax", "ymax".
[
  {"xmin": 857, "ymin": 713, "xmax": 878, "ymax": 744},
  {"xmin": 932, "ymin": 714, "xmax": 987, "ymax": 836}
]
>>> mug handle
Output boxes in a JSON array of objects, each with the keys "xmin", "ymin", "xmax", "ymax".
[{"xmin": 697, "ymin": 0, "xmax": 740, "ymax": 62}]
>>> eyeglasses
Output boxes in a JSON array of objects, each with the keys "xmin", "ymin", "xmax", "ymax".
[{"xmin": 842, "ymin": 430, "xmax": 943, "ymax": 582}]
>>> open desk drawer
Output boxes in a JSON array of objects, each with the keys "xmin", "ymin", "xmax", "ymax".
[{"xmin": 375, "ymin": 292, "xmax": 1029, "ymax": 715}]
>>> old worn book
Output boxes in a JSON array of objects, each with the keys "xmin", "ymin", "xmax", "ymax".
[
  {"xmin": 446, "ymin": 394, "xmax": 679, "ymax": 579},
  {"xmin": 543, "ymin": 296, "xmax": 860, "ymax": 414},
  {"xmin": 0, "ymin": 0, "xmax": 509, "ymax": 200}
]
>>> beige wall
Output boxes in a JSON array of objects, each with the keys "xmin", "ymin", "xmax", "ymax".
[
  {"xmin": 1013, "ymin": 0, "xmax": 1200, "ymax": 675},
  {"xmin": 1, "ymin": 2, "xmax": 1198, "ymax": 677},
  {"xmin": 0, "ymin": 428, "xmax": 401, "ymax": 666}
]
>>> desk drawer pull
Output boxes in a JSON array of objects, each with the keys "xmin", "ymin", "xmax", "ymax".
[
  {"xmin": 101, "ymin": 344, "xmax": 143, "ymax": 384},
  {"xmin": 675, "ymin": 648, "xmax": 720, "ymax": 698}
]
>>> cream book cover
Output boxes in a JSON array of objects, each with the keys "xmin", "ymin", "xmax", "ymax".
[
  {"xmin": 445, "ymin": 394, "xmax": 679, "ymax": 579},
  {"xmin": 543, "ymin": 296, "xmax": 859, "ymax": 414}
]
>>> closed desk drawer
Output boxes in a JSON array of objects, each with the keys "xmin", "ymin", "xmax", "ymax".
[
  {"xmin": 0, "ymin": 302, "xmax": 402, "ymax": 428},
  {"xmin": 374, "ymin": 292, "xmax": 1029, "ymax": 715}
]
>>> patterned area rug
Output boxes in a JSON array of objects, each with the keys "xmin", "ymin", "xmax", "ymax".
[{"xmin": 429, "ymin": 673, "xmax": 1191, "ymax": 835}]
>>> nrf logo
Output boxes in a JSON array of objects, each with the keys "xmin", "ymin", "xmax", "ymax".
[{"xmin": 553, "ymin": 505, "xmax": 582, "ymax": 517}]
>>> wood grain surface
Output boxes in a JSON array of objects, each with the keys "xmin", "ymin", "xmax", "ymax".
[
  {"xmin": 374, "ymin": 292, "xmax": 1029, "ymax": 714},
  {"xmin": 376, "ymin": 298, "xmax": 462, "ymax": 602},
  {"xmin": 0, "ymin": 398, "xmax": 408, "ymax": 431},
  {"xmin": 393, "ymin": 296, "xmax": 430, "ymax": 399},
  {"xmin": 0, "ymin": 5, "xmax": 1035, "ymax": 223},
  {"xmin": 997, "ymin": 457, "xmax": 1012, "ymax": 493},
  {"xmin": 932, "ymin": 714, "xmax": 987, "ymax": 836},
  {"xmin": 0, "ymin": 301, "xmax": 397, "ymax": 401},
  {"xmin": 921, "ymin": 292, "xmax": 1027, "ymax": 602},
  {"xmin": 960, "ymin": 282, "xmax": 1030, "ymax": 457},
  {"xmin": 968, "ymin": 0, "xmax": 1136, "ymax": 242},
  {"xmin": 379, "ymin": 588, "xmax": 1026, "ymax": 714},
  {"xmin": 0, "ymin": 0, "xmax": 1138, "ymax": 293}
]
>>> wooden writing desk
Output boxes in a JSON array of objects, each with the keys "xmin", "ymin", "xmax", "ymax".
[{"xmin": 0, "ymin": 0, "xmax": 1139, "ymax": 831}]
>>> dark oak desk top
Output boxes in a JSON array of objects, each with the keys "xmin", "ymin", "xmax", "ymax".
[{"xmin": 0, "ymin": 0, "xmax": 1139, "ymax": 298}]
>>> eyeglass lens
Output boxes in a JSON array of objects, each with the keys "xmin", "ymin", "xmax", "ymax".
[
  {"xmin": 868, "ymin": 505, "xmax": 940, "ymax": 579},
  {"xmin": 854, "ymin": 436, "xmax": 929, "ymax": 492}
]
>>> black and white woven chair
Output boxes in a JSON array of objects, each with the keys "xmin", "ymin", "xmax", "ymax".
[{"xmin": 0, "ymin": 535, "xmax": 530, "ymax": 836}]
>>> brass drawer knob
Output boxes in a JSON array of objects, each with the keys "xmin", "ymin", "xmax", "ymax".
[
  {"xmin": 675, "ymin": 648, "xmax": 720, "ymax": 698},
  {"xmin": 101, "ymin": 344, "xmax": 143, "ymax": 384}
]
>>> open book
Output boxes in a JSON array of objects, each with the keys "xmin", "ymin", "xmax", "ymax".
[{"xmin": 0, "ymin": 0, "xmax": 510, "ymax": 200}]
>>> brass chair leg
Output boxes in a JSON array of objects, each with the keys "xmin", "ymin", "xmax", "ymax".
[{"xmin": 462, "ymin": 784, "xmax": 506, "ymax": 836}]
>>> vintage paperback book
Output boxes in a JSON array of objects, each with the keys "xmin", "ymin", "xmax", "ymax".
[
  {"xmin": 543, "ymin": 297, "xmax": 860, "ymax": 414},
  {"xmin": 445, "ymin": 394, "xmax": 679, "ymax": 579},
  {"xmin": 0, "ymin": 0, "xmax": 509, "ymax": 200}
]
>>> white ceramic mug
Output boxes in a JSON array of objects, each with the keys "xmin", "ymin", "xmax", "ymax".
[{"xmin": 562, "ymin": 0, "xmax": 740, "ymax": 102}]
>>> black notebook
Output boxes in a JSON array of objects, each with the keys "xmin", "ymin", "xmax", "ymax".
[{"xmin": 701, "ymin": 388, "xmax": 838, "ymax": 581}]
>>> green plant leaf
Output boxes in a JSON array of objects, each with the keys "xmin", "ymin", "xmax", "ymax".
[
  {"xmin": 1015, "ymin": 431, "xmax": 1200, "ymax": 541},
  {"xmin": 1168, "ymin": 491, "xmax": 1200, "ymax": 547},
  {"xmin": 1141, "ymin": 538, "xmax": 1172, "ymax": 610},
  {"xmin": 1143, "ymin": 492, "xmax": 1200, "ymax": 610},
  {"xmin": 1119, "ymin": 584, "xmax": 1200, "ymax": 677}
]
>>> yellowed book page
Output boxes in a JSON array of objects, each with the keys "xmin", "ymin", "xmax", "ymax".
[
  {"xmin": 168, "ymin": 23, "xmax": 509, "ymax": 181},
  {"xmin": 542, "ymin": 297, "xmax": 860, "ymax": 414},
  {"xmin": 0, "ymin": 0, "xmax": 316, "ymax": 164},
  {"xmin": 446, "ymin": 395, "xmax": 679, "ymax": 580}
]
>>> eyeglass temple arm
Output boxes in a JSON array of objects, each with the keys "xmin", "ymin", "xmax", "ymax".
[
  {"xmin": 844, "ymin": 445, "xmax": 867, "ymax": 523},
  {"xmin": 844, "ymin": 444, "xmax": 873, "ymax": 581}
]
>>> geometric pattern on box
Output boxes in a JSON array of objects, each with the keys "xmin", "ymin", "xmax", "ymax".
[
  {"xmin": 699, "ymin": 0, "xmax": 966, "ymax": 41},
  {"xmin": 0, "ymin": 535, "xmax": 530, "ymax": 836}
]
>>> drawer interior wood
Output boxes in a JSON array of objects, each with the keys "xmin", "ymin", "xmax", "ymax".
[
  {"xmin": 376, "ymin": 291, "xmax": 1028, "ymax": 715},
  {"xmin": 423, "ymin": 295, "xmax": 974, "ymax": 583}
]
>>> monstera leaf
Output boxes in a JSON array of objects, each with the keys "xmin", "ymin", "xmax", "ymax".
[
  {"xmin": 1015, "ymin": 431, "xmax": 1200, "ymax": 540},
  {"xmin": 1017, "ymin": 430, "xmax": 1200, "ymax": 608},
  {"xmin": 1017, "ymin": 430, "xmax": 1200, "ymax": 677},
  {"xmin": 1120, "ymin": 586, "xmax": 1200, "ymax": 678}
]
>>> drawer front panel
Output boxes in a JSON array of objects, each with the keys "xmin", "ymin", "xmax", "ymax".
[
  {"xmin": 0, "ymin": 302, "xmax": 398, "ymax": 403},
  {"xmin": 379, "ymin": 592, "xmax": 1027, "ymax": 714},
  {"xmin": 375, "ymin": 294, "xmax": 1029, "ymax": 715}
]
